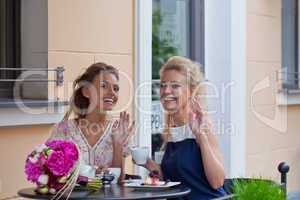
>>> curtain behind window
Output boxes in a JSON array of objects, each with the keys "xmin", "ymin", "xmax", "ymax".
[{"xmin": 0, "ymin": 0, "xmax": 21, "ymax": 98}]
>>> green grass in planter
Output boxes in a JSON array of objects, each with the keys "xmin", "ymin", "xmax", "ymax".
[{"xmin": 233, "ymin": 179, "xmax": 285, "ymax": 200}]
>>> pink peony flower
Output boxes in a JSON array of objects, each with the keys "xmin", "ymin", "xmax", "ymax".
[
  {"xmin": 46, "ymin": 151, "xmax": 71, "ymax": 176},
  {"xmin": 62, "ymin": 142, "xmax": 79, "ymax": 164},
  {"xmin": 45, "ymin": 140, "xmax": 79, "ymax": 169},
  {"xmin": 25, "ymin": 140, "xmax": 80, "ymax": 194},
  {"xmin": 45, "ymin": 140, "xmax": 65, "ymax": 150},
  {"xmin": 46, "ymin": 141, "xmax": 78, "ymax": 157},
  {"xmin": 25, "ymin": 160, "xmax": 43, "ymax": 182}
]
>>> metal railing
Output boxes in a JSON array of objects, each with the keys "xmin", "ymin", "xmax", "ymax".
[
  {"xmin": 0, "ymin": 66, "xmax": 64, "ymax": 86},
  {"xmin": 276, "ymin": 70, "xmax": 300, "ymax": 91},
  {"xmin": 276, "ymin": 70, "xmax": 299, "ymax": 82}
]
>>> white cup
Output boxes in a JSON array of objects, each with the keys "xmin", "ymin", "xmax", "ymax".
[
  {"xmin": 79, "ymin": 164, "xmax": 96, "ymax": 178},
  {"xmin": 130, "ymin": 146, "xmax": 150, "ymax": 165},
  {"xmin": 107, "ymin": 167, "xmax": 121, "ymax": 184}
]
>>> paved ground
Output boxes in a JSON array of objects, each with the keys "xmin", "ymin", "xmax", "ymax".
[{"xmin": 288, "ymin": 190, "xmax": 300, "ymax": 200}]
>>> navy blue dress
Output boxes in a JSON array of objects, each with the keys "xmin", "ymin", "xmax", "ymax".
[{"xmin": 161, "ymin": 139, "xmax": 226, "ymax": 200}]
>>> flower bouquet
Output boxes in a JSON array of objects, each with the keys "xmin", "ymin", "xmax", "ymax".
[{"xmin": 25, "ymin": 140, "xmax": 81, "ymax": 198}]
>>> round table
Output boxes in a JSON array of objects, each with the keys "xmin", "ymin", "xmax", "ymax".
[{"xmin": 18, "ymin": 184, "xmax": 191, "ymax": 200}]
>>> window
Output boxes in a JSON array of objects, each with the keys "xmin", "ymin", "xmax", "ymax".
[
  {"xmin": 0, "ymin": 0, "xmax": 48, "ymax": 102},
  {"xmin": 0, "ymin": 0, "xmax": 21, "ymax": 98},
  {"xmin": 151, "ymin": 0, "xmax": 204, "ymax": 161},
  {"xmin": 152, "ymin": 0, "xmax": 204, "ymax": 80},
  {"xmin": 282, "ymin": 0, "xmax": 299, "ymax": 89}
]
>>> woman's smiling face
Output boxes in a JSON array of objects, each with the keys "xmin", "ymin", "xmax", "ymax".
[
  {"xmin": 160, "ymin": 69, "xmax": 191, "ymax": 113},
  {"xmin": 83, "ymin": 72, "xmax": 119, "ymax": 112}
]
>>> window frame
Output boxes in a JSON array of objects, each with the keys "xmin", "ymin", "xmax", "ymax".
[{"xmin": 190, "ymin": 0, "xmax": 205, "ymax": 68}]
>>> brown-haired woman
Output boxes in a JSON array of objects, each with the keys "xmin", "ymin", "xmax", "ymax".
[{"xmin": 48, "ymin": 62, "xmax": 134, "ymax": 182}]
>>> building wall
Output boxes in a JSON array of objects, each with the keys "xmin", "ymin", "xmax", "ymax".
[
  {"xmin": 0, "ymin": 126, "xmax": 52, "ymax": 198},
  {"xmin": 0, "ymin": 0, "xmax": 135, "ymax": 198},
  {"xmin": 246, "ymin": 0, "xmax": 300, "ymax": 191}
]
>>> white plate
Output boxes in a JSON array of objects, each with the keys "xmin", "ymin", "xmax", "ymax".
[
  {"xmin": 124, "ymin": 181, "xmax": 181, "ymax": 190},
  {"xmin": 122, "ymin": 179, "xmax": 143, "ymax": 184}
]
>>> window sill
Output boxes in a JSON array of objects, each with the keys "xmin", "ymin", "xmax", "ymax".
[
  {"xmin": 0, "ymin": 99, "xmax": 68, "ymax": 127},
  {"xmin": 277, "ymin": 89, "xmax": 300, "ymax": 105},
  {"xmin": 0, "ymin": 98, "xmax": 68, "ymax": 108}
]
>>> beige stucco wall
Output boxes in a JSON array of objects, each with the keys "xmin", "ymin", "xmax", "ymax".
[
  {"xmin": 246, "ymin": 0, "xmax": 300, "ymax": 191},
  {"xmin": 0, "ymin": 0, "xmax": 135, "ymax": 198},
  {"xmin": 0, "ymin": 126, "xmax": 52, "ymax": 198}
]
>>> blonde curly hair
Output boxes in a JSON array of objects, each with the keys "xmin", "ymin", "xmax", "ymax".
[{"xmin": 159, "ymin": 56, "xmax": 206, "ymax": 147}]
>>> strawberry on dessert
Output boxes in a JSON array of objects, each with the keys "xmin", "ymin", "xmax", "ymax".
[{"xmin": 148, "ymin": 170, "xmax": 160, "ymax": 185}]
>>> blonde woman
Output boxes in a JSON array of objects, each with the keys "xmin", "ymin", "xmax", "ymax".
[
  {"xmin": 48, "ymin": 63, "xmax": 134, "ymax": 181},
  {"xmin": 141, "ymin": 56, "xmax": 226, "ymax": 199}
]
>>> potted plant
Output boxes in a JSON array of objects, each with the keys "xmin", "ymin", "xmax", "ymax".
[
  {"xmin": 234, "ymin": 178, "xmax": 285, "ymax": 200},
  {"xmin": 214, "ymin": 162, "xmax": 289, "ymax": 200}
]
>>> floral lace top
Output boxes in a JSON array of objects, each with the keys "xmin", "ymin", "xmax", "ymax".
[{"xmin": 48, "ymin": 119, "xmax": 114, "ymax": 168}]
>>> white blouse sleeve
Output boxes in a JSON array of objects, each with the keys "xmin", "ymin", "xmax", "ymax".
[{"xmin": 48, "ymin": 122, "xmax": 67, "ymax": 141}]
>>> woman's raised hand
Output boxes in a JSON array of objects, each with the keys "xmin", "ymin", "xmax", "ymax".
[
  {"xmin": 111, "ymin": 111, "xmax": 135, "ymax": 151},
  {"xmin": 188, "ymin": 96, "xmax": 212, "ymax": 137}
]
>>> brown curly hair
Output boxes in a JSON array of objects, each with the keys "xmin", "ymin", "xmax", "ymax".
[{"xmin": 64, "ymin": 62, "xmax": 119, "ymax": 120}]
